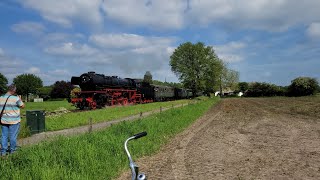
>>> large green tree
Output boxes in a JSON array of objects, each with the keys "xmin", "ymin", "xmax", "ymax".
[
  {"xmin": 0, "ymin": 73, "xmax": 8, "ymax": 94},
  {"xmin": 143, "ymin": 71, "xmax": 153, "ymax": 84},
  {"xmin": 170, "ymin": 42, "xmax": 223, "ymax": 96},
  {"xmin": 288, "ymin": 77, "xmax": 319, "ymax": 96},
  {"xmin": 13, "ymin": 74, "xmax": 43, "ymax": 101}
]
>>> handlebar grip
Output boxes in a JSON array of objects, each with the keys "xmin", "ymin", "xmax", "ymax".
[{"xmin": 133, "ymin": 131, "xmax": 147, "ymax": 139}]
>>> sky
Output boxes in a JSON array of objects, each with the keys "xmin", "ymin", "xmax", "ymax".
[{"xmin": 0, "ymin": 0, "xmax": 319, "ymax": 86}]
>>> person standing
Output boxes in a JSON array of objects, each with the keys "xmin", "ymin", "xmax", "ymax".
[{"xmin": 0, "ymin": 84, "xmax": 24, "ymax": 156}]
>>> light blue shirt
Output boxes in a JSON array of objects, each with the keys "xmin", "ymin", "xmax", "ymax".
[{"xmin": 0, "ymin": 93, "xmax": 24, "ymax": 124}]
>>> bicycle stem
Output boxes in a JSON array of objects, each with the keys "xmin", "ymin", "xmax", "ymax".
[{"xmin": 125, "ymin": 137, "xmax": 139, "ymax": 180}]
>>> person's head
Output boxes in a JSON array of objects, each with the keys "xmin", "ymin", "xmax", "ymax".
[{"xmin": 7, "ymin": 84, "xmax": 17, "ymax": 95}]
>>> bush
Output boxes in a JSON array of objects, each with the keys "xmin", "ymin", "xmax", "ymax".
[
  {"xmin": 50, "ymin": 81, "xmax": 73, "ymax": 99},
  {"xmin": 288, "ymin": 77, "xmax": 319, "ymax": 96},
  {"xmin": 245, "ymin": 82, "xmax": 285, "ymax": 97}
]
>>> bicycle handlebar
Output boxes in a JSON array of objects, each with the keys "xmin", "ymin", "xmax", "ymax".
[
  {"xmin": 125, "ymin": 131, "xmax": 148, "ymax": 180},
  {"xmin": 133, "ymin": 131, "xmax": 147, "ymax": 139}
]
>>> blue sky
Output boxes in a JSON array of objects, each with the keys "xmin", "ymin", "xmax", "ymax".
[{"xmin": 0, "ymin": 0, "xmax": 319, "ymax": 86}]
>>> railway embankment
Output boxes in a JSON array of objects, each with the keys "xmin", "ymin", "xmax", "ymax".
[{"xmin": 18, "ymin": 101, "xmax": 197, "ymax": 146}]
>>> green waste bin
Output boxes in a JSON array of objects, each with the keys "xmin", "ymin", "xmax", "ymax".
[{"xmin": 26, "ymin": 110, "xmax": 45, "ymax": 134}]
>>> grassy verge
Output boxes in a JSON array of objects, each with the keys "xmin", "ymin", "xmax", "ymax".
[
  {"xmin": 45, "ymin": 99, "xmax": 191, "ymax": 131},
  {"xmin": 0, "ymin": 97, "xmax": 219, "ymax": 180},
  {"xmin": 16, "ymin": 99, "xmax": 190, "ymax": 138}
]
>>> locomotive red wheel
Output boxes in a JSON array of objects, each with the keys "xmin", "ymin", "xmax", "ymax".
[
  {"xmin": 90, "ymin": 102, "xmax": 97, "ymax": 110},
  {"xmin": 122, "ymin": 99, "xmax": 128, "ymax": 106}
]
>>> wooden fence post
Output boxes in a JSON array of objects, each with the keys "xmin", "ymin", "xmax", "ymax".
[{"xmin": 88, "ymin": 118, "xmax": 92, "ymax": 133}]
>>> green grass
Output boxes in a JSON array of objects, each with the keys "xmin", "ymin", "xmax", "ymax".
[
  {"xmin": 45, "ymin": 99, "xmax": 191, "ymax": 131},
  {"xmin": 0, "ymin": 97, "xmax": 219, "ymax": 180},
  {"xmin": 16, "ymin": 99, "xmax": 191, "ymax": 138},
  {"xmin": 22, "ymin": 100, "xmax": 76, "ymax": 115}
]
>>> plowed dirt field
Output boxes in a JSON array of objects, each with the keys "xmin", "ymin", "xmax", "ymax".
[{"xmin": 117, "ymin": 97, "xmax": 320, "ymax": 180}]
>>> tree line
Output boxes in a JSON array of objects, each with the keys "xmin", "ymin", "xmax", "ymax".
[
  {"xmin": 168, "ymin": 42, "xmax": 319, "ymax": 97},
  {"xmin": 237, "ymin": 77, "xmax": 319, "ymax": 97},
  {"xmin": 0, "ymin": 73, "xmax": 73, "ymax": 101}
]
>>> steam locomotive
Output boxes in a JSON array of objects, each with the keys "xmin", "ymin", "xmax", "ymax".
[{"xmin": 70, "ymin": 72, "xmax": 192, "ymax": 109}]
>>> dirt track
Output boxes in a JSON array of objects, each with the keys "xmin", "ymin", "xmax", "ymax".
[{"xmin": 117, "ymin": 98, "xmax": 320, "ymax": 179}]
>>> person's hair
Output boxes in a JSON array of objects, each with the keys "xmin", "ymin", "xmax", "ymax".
[{"xmin": 8, "ymin": 84, "xmax": 17, "ymax": 92}]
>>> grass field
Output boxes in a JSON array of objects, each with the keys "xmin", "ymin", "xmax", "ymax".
[
  {"xmin": 21, "ymin": 100, "xmax": 75, "ymax": 115},
  {"xmin": 45, "ymin": 99, "xmax": 192, "ymax": 131},
  {"xmin": 16, "ymin": 99, "xmax": 192, "ymax": 138},
  {"xmin": 0, "ymin": 97, "xmax": 219, "ymax": 179}
]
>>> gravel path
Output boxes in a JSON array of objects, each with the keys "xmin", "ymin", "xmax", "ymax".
[{"xmin": 117, "ymin": 98, "xmax": 320, "ymax": 180}]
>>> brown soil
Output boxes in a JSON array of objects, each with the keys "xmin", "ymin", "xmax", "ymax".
[{"xmin": 117, "ymin": 98, "xmax": 320, "ymax": 180}]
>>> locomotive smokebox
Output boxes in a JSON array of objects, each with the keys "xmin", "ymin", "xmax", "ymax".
[{"xmin": 71, "ymin": 76, "xmax": 80, "ymax": 85}]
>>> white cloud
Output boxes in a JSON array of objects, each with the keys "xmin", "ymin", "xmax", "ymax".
[
  {"xmin": 20, "ymin": 0, "xmax": 102, "ymax": 27},
  {"xmin": 0, "ymin": 48, "xmax": 4, "ymax": 56},
  {"xmin": 101, "ymin": 0, "xmax": 186, "ymax": 29},
  {"xmin": 41, "ymin": 33, "xmax": 177, "ymax": 79},
  {"xmin": 188, "ymin": 0, "xmax": 320, "ymax": 31},
  {"xmin": 43, "ymin": 33, "xmax": 85, "ymax": 43},
  {"xmin": 306, "ymin": 22, "xmax": 320, "ymax": 39},
  {"xmin": 87, "ymin": 33, "xmax": 177, "ymax": 73},
  {"xmin": 0, "ymin": 49, "xmax": 26, "ymax": 83},
  {"xmin": 89, "ymin": 33, "xmax": 174, "ymax": 49},
  {"xmin": 45, "ymin": 42, "xmax": 98, "ymax": 56},
  {"xmin": 18, "ymin": 0, "xmax": 320, "ymax": 31},
  {"xmin": 0, "ymin": 49, "xmax": 23, "ymax": 69},
  {"xmin": 26, "ymin": 67, "xmax": 41, "ymax": 74},
  {"xmin": 11, "ymin": 21, "xmax": 45, "ymax": 35},
  {"xmin": 50, "ymin": 69, "xmax": 68, "ymax": 74},
  {"xmin": 213, "ymin": 42, "xmax": 247, "ymax": 62}
]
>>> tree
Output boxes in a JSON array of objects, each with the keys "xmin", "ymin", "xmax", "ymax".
[
  {"xmin": 152, "ymin": 80, "xmax": 183, "ymax": 88},
  {"xmin": 170, "ymin": 42, "xmax": 223, "ymax": 96},
  {"xmin": 221, "ymin": 67, "xmax": 239, "ymax": 91},
  {"xmin": 37, "ymin": 86, "xmax": 53, "ymax": 100},
  {"xmin": 288, "ymin": 77, "xmax": 319, "ymax": 96},
  {"xmin": 50, "ymin": 81, "xmax": 74, "ymax": 99},
  {"xmin": 238, "ymin": 82, "xmax": 249, "ymax": 92},
  {"xmin": 0, "ymin": 73, "xmax": 8, "ymax": 94},
  {"xmin": 13, "ymin": 74, "xmax": 43, "ymax": 101},
  {"xmin": 143, "ymin": 71, "xmax": 153, "ymax": 84}
]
